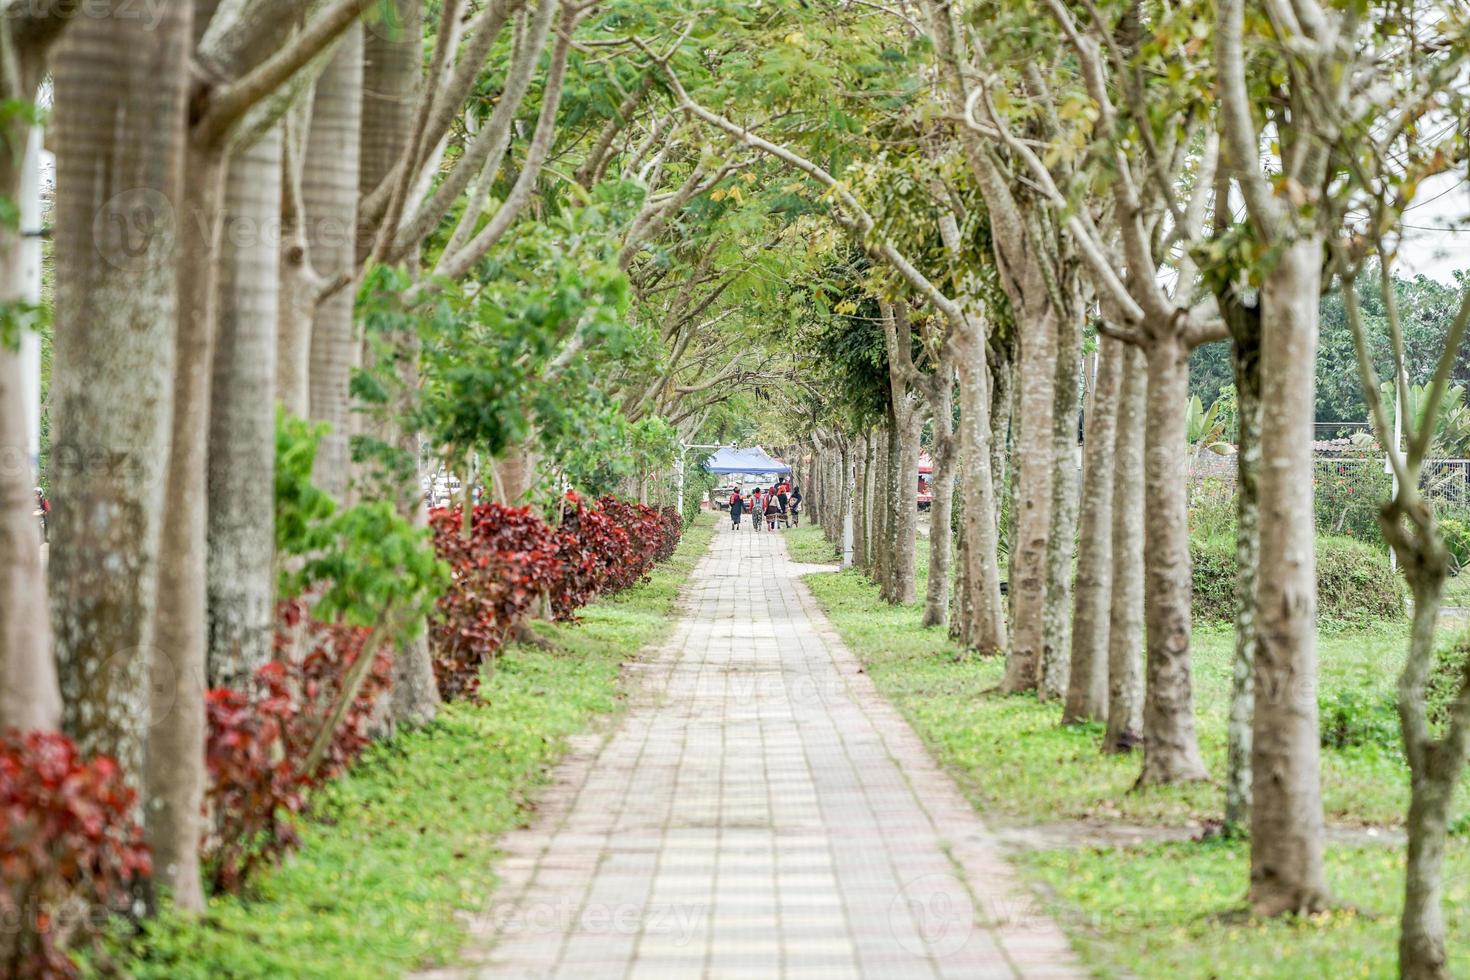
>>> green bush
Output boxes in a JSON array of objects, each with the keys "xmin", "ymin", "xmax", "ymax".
[
  {"xmin": 1318, "ymin": 687, "xmax": 1400, "ymax": 750},
  {"xmin": 1315, "ymin": 462, "xmax": 1391, "ymax": 544},
  {"xmin": 1191, "ymin": 534, "xmax": 1405, "ymax": 624},
  {"xmin": 1428, "ymin": 637, "xmax": 1470, "ymax": 731},
  {"xmin": 1439, "ymin": 516, "xmax": 1470, "ymax": 574}
]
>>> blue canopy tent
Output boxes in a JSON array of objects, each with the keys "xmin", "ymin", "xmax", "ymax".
[{"xmin": 703, "ymin": 446, "xmax": 791, "ymax": 475}]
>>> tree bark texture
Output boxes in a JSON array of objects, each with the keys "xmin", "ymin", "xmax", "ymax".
[
  {"xmin": 1104, "ymin": 343, "xmax": 1146, "ymax": 753},
  {"xmin": 1136, "ymin": 333, "xmax": 1207, "ymax": 783},
  {"xmin": 1250, "ymin": 237, "xmax": 1330, "ymax": 914},
  {"xmin": 1226, "ymin": 307, "xmax": 1262, "ymax": 831},
  {"xmin": 304, "ymin": 26, "xmax": 364, "ymax": 500},
  {"xmin": 50, "ymin": 2, "xmax": 191, "ymax": 792},
  {"xmin": 1041, "ymin": 308, "xmax": 1083, "ymax": 700},
  {"xmin": 953, "ymin": 329, "xmax": 1006, "ymax": 654},
  {"xmin": 207, "ymin": 129, "xmax": 283, "ymax": 690},
  {"xmin": 922, "ymin": 369, "xmax": 955, "ymax": 627},
  {"xmin": 1002, "ymin": 305, "xmax": 1058, "ymax": 693},
  {"xmin": 1064, "ymin": 335, "xmax": 1121, "ymax": 725}
]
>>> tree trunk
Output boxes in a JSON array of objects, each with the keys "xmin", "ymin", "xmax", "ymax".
[
  {"xmin": 891, "ymin": 400, "xmax": 922, "ymax": 605},
  {"xmin": 0, "ymin": 120, "xmax": 59, "ymax": 731},
  {"xmin": 147, "ymin": 129, "xmax": 226, "ymax": 914},
  {"xmin": 1041, "ymin": 307, "xmax": 1083, "ymax": 700},
  {"xmin": 862, "ymin": 431, "xmax": 876, "ymax": 566},
  {"xmin": 873, "ymin": 421, "xmax": 892, "ymax": 583},
  {"xmin": 1250, "ymin": 237, "xmax": 1330, "ymax": 914},
  {"xmin": 1064, "ymin": 336, "xmax": 1121, "ymax": 725},
  {"xmin": 990, "ymin": 335, "xmax": 1014, "ymax": 554},
  {"xmin": 853, "ymin": 432, "xmax": 869, "ymax": 569},
  {"xmin": 922, "ymin": 371, "xmax": 955, "ymax": 627},
  {"xmin": 276, "ymin": 93, "xmax": 320, "ymax": 418},
  {"xmin": 1001, "ymin": 304, "xmax": 1058, "ymax": 693},
  {"xmin": 1104, "ymin": 343, "xmax": 1146, "ymax": 753},
  {"xmin": 51, "ymin": 1, "xmax": 190, "ymax": 793},
  {"xmin": 304, "ymin": 26, "xmax": 364, "ymax": 500},
  {"xmin": 207, "ymin": 129, "xmax": 283, "ymax": 689},
  {"xmin": 1136, "ymin": 332, "xmax": 1207, "ymax": 783},
  {"xmin": 953, "ymin": 334, "xmax": 1006, "ymax": 653},
  {"xmin": 1226, "ymin": 308, "xmax": 1262, "ymax": 831}
]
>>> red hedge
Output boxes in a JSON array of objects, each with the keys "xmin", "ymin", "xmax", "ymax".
[
  {"xmin": 204, "ymin": 602, "xmax": 392, "ymax": 894},
  {"xmin": 0, "ymin": 731, "xmax": 149, "ymax": 979},
  {"xmin": 428, "ymin": 494, "xmax": 683, "ymax": 700}
]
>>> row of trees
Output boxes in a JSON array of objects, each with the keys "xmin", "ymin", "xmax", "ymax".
[
  {"xmin": 2, "ymin": 0, "xmax": 1469, "ymax": 976},
  {"xmin": 718, "ymin": 2, "xmax": 1469, "ymax": 977},
  {"xmin": 0, "ymin": 0, "xmax": 823, "ymax": 962}
]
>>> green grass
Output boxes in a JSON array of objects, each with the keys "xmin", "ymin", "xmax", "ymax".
[
  {"xmin": 105, "ymin": 514, "xmax": 717, "ymax": 980},
  {"xmin": 1021, "ymin": 840, "xmax": 1470, "ymax": 979},
  {"xmin": 785, "ymin": 520, "xmax": 1470, "ymax": 979}
]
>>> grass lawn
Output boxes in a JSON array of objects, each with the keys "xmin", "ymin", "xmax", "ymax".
[
  {"xmin": 784, "ymin": 520, "xmax": 1470, "ymax": 979},
  {"xmin": 103, "ymin": 514, "xmax": 716, "ymax": 980}
]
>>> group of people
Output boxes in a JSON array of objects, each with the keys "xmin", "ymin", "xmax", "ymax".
[{"xmin": 728, "ymin": 481, "xmax": 800, "ymax": 531}]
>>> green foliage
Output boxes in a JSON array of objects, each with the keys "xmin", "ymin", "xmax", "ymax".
[
  {"xmin": 1318, "ymin": 687, "xmax": 1400, "ymax": 751},
  {"xmin": 1191, "ymin": 534, "xmax": 1405, "ymax": 625},
  {"xmin": 275, "ymin": 411, "xmax": 446, "ymax": 636},
  {"xmin": 1314, "ymin": 463, "xmax": 1392, "ymax": 544},
  {"xmin": 1191, "ymin": 268, "xmax": 1469, "ymax": 425},
  {"xmin": 1440, "ymin": 516, "xmax": 1470, "ymax": 573}
]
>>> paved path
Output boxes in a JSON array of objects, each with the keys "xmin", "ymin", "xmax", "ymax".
[{"xmin": 429, "ymin": 526, "xmax": 1082, "ymax": 979}]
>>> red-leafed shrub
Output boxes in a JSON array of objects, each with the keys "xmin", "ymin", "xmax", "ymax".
[
  {"xmin": 204, "ymin": 603, "xmax": 392, "ymax": 894},
  {"xmin": 428, "ymin": 503, "xmax": 567, "ymax": 699},
  {"xmin": 428, "ymin": 494, "xmax": 684, "ymax": 702},
  {"xmin": 0, "ymin": 730, "xmax": 150, "ymax": 979}
]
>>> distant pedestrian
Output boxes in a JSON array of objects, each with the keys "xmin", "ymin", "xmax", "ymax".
[
  {"xmin": 764, "ymin": 491, "xmax": 782, "ymax": 530},
  {"xmin": 752, "ymin": 488, "xmax": 765, "ymax": 531},
  {"xmin": 729, "ymin": 488, "xmax": 745, "ymax": 529},
  {"xmin": 789, "ymin": 485, "xmax": 802, "ymax": 526}
]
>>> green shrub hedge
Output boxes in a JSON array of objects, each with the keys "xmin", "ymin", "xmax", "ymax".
[{"xmin": 1192, "ymin": 534, "xmax": 1406, "ymax": 624}]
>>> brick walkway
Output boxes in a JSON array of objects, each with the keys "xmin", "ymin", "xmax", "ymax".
[{"xmin": 429, "ymin": 526, "xmax": 1082, "ymax": 979}]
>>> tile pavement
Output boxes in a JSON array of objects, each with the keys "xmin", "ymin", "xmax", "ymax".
[{"xmin": 419, "ymin": 524, "xmax": 1083, "ymax": 979}]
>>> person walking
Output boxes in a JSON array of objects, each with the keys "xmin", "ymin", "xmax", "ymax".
[
  {"xmin": 764, "ymin": 490, "xmax": 782, "ymax": 531},
  {"xmin": 752, "ymin": 487, "xmax": 765, "ymax": 531},
  {"xmin": 729, "ymin": 487, "xmax": 745, "ymax": 529},
  {"xmin": 789, "ymin": 485, "xmax": 802, "ymax": 527},
  {"xmin": 777, "ymin": 485, "xmax": 789, "ymax": 523}
]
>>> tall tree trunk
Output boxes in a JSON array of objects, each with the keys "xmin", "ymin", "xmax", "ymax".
[
  {"xmin": 0, "ymin": 117, "xmax": 58, "ymax": 731},
  {"xmin": 922, "ymin": 370, "xmax": 955, "ymax": 627},
  {"xmin": 1136, "ymin": 332, "xmax": 1207, "ymax": 783},
  {"xmin": 890, "ymin": 401, "xmax": 922, "ymax": 605},
  {"xmin": 853, "ymin": 433, "xmax": 869, "ymax": 569},
  {"xmin": 1041, "ymin": 307, "xmax": 1083, "ymax": 699},
  {"xmin": 990, "ymin": 335, "xmax": 1014, "ymax": 543},
  {"xmin": 1104, "ymin": 343, "xmax": 1146, "ymax": 752},
  {"xmin": 1226, "ymin": 307, "xmax": 1262, "ymax": 831},
  {"xmin": 51, "ymin": 1, "xmax": 190, "ymax": 798},
  {"xmin": 1001, "ymin": 304, "xmax": 1058, "ymax": 693},
  {"xmin": 276, "ymin": 94, "xmax": 320, "ymax": 417},
  {"xmin": 304, "ymin": 27, "xmax": 364, "ymax": 500},
  {"xmin": 953, "ymin": 335, "xmax": 1006, "ymax": 653},
  {"xmin": 147, "ymin": 122, "xmax": 225, "ymax": 912},
  {"xmin": 1250, "ymin": 237, "xmax": 1330, "ymax": 914},
  {"xmin": 207, "ymin": 130, "xmax": 283, "ymax": 689},
  {"xmin": 1064, "ymin": 336, "xmax": 1121, "ymax": 724},
  {"xmin": 873, "ymin": 421, "xmax": 892, "ymax": 583},
  {"xmin": 862, "ymin": 431, "xmax": 876, "ymax": 566}
]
